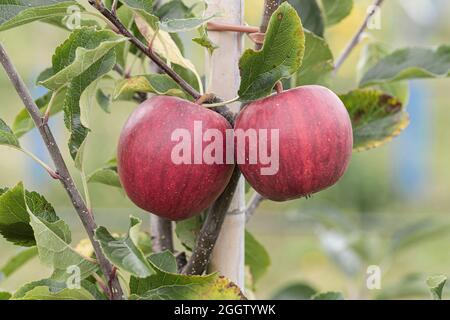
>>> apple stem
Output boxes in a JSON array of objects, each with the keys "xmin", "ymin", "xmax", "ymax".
[{"xmin": 275, "ymin": 81, "xmax": 284, "ymax": 94}]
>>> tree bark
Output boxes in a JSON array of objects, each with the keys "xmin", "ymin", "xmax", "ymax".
[{"xmin": 150, "ymin": 215, "xmax": 174, "ymax": 252}]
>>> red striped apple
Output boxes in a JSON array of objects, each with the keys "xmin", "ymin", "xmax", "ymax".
[
  {"xmin": 118, "ymin": 96, "xmax": 234, "ymax": 220},
  {"xmin": 234, "ymin": 85, "xmax": 353, "ymax": 201}
]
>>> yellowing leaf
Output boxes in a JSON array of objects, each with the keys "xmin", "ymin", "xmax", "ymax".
[
  {"xmin": 134, "ymin": 14, "xmax": 203, "ymax": 93},
  {"xmin": 340, "ymin": 89, "xmax": 409, "ymax": 152},
  {"xmin": 114, "ymin": 74, "xmax": 187, "ymax": 99}
]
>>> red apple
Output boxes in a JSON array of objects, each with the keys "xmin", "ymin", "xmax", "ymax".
[
  {"xmin": 118, "ymin": 96, "xmax": 234, "ymax": 220},
  {"xmin": 234, "ymin": 85, "xmax": 353, "ymax": 201}
]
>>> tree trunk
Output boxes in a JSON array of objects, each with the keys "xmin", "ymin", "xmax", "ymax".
[{"xmin": 205, "ymin": 0, "xmax": 246, "ymax": 290}]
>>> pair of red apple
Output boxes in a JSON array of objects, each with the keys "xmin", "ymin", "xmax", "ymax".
[{"xmin": 118, "ymin": 85, "xmax": 353, "ymax": 221}]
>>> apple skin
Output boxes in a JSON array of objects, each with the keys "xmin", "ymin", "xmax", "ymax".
[
  {"xmin": 234, "ymin": 85, "xmax": 353, "ymax": 201},
  {"xmin": 118, "ymin": 96, "xmax": 234, "ymax": 221}
]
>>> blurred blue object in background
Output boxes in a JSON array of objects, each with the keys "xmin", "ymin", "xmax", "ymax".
[{"xmin": 392, "ymin": 81, "xmax": 431, "ymax": 200}]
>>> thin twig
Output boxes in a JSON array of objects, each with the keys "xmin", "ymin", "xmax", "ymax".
[
  {"xmin": 91, "ymin": 1, "xmax": 235, "ymax": 122},
  {"xmin": 150, "ymin": 215, "xmax": 174, "ymax": 253},
  {"xmin": 245, "ymin": 192, "xmax": 265, "ymax": 223},
  {"xmin": 0, "ymin": 43, "xmax": 123, "ymax": 300},
  {"xmin": 334, "ymin": 0, "xmax": 385, "ymax": 73},
  {"xmin": 89, "ymin": 0, "xmax": 201, "ymax": 100},
  {"xmin": 183, "ymin": 167, "xmax": 242, "ymax": 275}
]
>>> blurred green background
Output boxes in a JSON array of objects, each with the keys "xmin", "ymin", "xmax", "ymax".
[{"xmin": 1, "ymin": 0, "xmax": 450, "ymax": 299}]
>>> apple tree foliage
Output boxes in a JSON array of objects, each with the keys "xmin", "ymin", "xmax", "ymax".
[{"xmin": 0, "ymin": 0, "xmax": 450, "ymax": 300}]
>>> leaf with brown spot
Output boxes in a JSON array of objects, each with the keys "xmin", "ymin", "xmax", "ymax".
[{"xmin": 340, "ymin": 89, "xmax": 409, "ymax": 151}]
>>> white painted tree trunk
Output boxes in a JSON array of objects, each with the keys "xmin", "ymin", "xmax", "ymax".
[{"xmin": 205, "ymin": 0, "xmax": 246, "ymax": 290}]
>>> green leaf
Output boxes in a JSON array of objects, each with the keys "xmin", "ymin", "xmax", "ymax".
[
  {"xmin": 61, "ymin": 37, "xmax": 118, "ymax": 159},
  {"xmin": 238, "ymin": 2, "xmax": 305, "ymax": 101},
  {"xmin": 148, "ymin": 251, "xmax": 177, "ymax": 273},
  {"xmin": 0, "ymin": 291, "xmax": 11, "ymax": 300},
  {"xmin": 12, "ymin": 278, "xmax": 67, "ymax": 299},
  {"xmin": 296, "ymin": 30, "xmax": 333, "ymax": 86},
  {"xmin": 390, "ymin": 219, "xmax": 450, "ymax": 254},
  {"xmin": 13, "ymin": 286, "xmax": 95, "ymax": 300},
  {"xmin": 115, "ymin": 5, "xmax": 135, "ymax": 68},
  {"xmin": 192, "ymin": 25, "xmax": 218, "ymax": 55},
  {"xmin": 427, "ymin": 275, "xmax": 447, "ymax": 300},
  {"xmin": 134, "ymin": 13, "xmax": 203, "ymax": 92},
  {"xmin": 28, "ymin": 208, "xmax": 97, "ymax": 281},
  {"xmin": 88, "ymin": 164, "xmax": 122, "ymax": 189},
  {"xmin": 245, "ymin": 231, "xmax": 270, "ymax": 289},
  {"xmin": 45, "ymin": 15, "xmax": 99, "ymax": 31},
  {"xmin": 0, "ymin": 247, "xmax": 38, "ymax": 281},
  {"xmin": 38, "ymin": 28, "xmax": 125, "ymax": 159},
  {"xmin": 339, "ymin": 89, "xmax": 409, "ymax": 151},
  {"xmin": 360, "ymin": 45, "xmax": 450, "ymax": 87},
  {"xmin": 175, "ymin": 215, "xmax": 202, "ymax": 251},
  {"xmin": 288, "ymin": 0, "xmax": 324, "ymax": 37},
  {"xmin": 36, "ymin": 67, "xmax": 55, "ymax": 83},
  {"xmin": 39, "ymin": 28, "xmax": 126, "ymax": 91},
  {"xmin": 358, "ymin": 42, "xmax": 409, "ymax": 104},
  {"xmin": 96, "ymin": 89, "xmax": 112, "ymax": 113},
  {"xmin": 73, "ymin": 138, "xmax": 87, "ymax": 172},
  {"xmin": 155, "ymin": 0, "xmax": 191, "ymax": 20},
  {"xmin": 120, "ymin": 0, "xmax": 153, "ymax": 14},
  {"xmin": 173, "ymin": 64, "xmax": 201, "ymax": 93},
  {"xmin": 272, "ymin": 282, "xmax": 317, "ymax": 300},
  {"xmin": 0, "ymin": 0, "xmax": 78, "ymax": 32},
  {"xmin": 322, "ymin": 0, "xmax": 353, "ymax": 26},
  {"xmin": 12, "ymin": 88, "xmax": 67, "ymax": 138},
  {"xmin": 81, "ymin": 279, "xmax": 108, "ymax": 300},
  {"xmin": 136, "ymin": 231, "xmax": 152, "ymax": 256},
  {"xmin": 130, "ymin": 271, "xmax": 244, "ymax": 300},
  {"xmin": 129, "ymin": 254, "xmax": 244, "ymax": 300},
  {"xmin": 0, "ymin": 119, "xmax": 20, "ymax": 148},
  {"xmin": 160, "ymin": 15, "xmax": 215, "ymax": 33},
  {"xmin": 0, "ymin": 181, "xmax": 86, "ymax": 288},
  {"xmin": 311, "ymin": 291, "xmax": 344, "ymax": 300},
  {"xmin": 114, "ymin": 74, "xmax": 187, "ymax": 99},
  {"xmin": 0, "ymin": 183, "xmax": 35, "ymax": 246},
  {"xmin": 376, "ymin": 273, "xmax": 428, "ymax": 300},
  {"xmin": 95, "ymin": 216, "xmax": 155, "ymax": 277}
]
